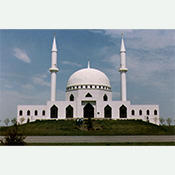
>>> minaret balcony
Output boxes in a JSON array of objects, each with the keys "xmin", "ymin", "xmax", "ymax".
[
  {"xmin": 49, "ymin": 67, "xmax": 59, "ymax": 72},
  {"xmin": 119, "ymin": 68, "xmax": 128, "ymax": 72}
]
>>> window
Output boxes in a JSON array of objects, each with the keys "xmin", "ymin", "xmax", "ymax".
[
  {"xmin": 35, "ymin": 110, "xmax": 38, "ymax": 116},
  {"xmin": 42, "ymin": 110, "xmax": 45, "ymax": 116},
  {"xmin": 19, "ymin": 110, "xmax": 23, "ymax": 116},
  {"xmin": 90, "ymin": 85, "xmax": 92, "ymax": 88},
  {"xmin": 131, "ymin": 110, "xmax": 135, "ymax": 115},
  {"xmin": 85, "ymin": 93, "xmax": 92, "ymax": 97},
  {"xmin": 139, "ymin": 110, "xmax": 142, "ymax": 115},
  {"xmin": 103, "ymin": 94, "xmax": 108, "ymax": 101},
  {"xmin": 70, "ymin": 94, "xmax": 74, "ymax": 101},
  {"xmin": 27, "ymin": 110, "xmax": 30, "ymax": 116},
  {"xmin": 146, "ymin": 110, "xmax": 150, "ymax": 115},
  {"xmin": 154, "ymin": 110, "xmax": 157, "ymax": 115}
]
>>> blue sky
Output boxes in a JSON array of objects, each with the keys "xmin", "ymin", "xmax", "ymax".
[{"xmin": 0, "ymin": 29, "xmax": 175, "ymax": 123}]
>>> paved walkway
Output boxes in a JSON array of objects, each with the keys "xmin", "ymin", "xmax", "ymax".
[
  {"xmin": 24, "ymin": 136, "xmax": 175, "ymax": 143},
  {"xmin": 1, "ymin": 135, "xmax": 175, "ymax": 143}
]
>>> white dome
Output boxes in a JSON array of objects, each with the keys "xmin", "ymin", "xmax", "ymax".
[{"xmin": 67, "ymin": 68, "xmax": 111, "ymax": 88}]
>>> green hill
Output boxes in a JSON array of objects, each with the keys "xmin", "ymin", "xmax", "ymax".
[{"xmin": 0, "ymin": 119, "xmax": 175, "ymax": 136}]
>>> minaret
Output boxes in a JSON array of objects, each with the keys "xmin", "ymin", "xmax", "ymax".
[
  {"xmin": 49, "ymin": 36, "xmax": 59, "ymax": 101},
  {"xmin": 119, "ymin": 34, "xmax": 128, "ymax": 101}
]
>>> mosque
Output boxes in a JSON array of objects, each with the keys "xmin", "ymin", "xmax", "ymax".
[{"xmin": 17, "ymin": 35, "xmax": 160, "ymax": 125}]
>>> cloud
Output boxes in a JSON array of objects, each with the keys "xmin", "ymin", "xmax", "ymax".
[
  {"xmin": 21, "ymin": 84, "xmax": 34, "ymax": 90},
  {"xmin": 13, "ymin": 48, "xmax": 31, "ymax": 63},
  {"xmin": 32, "ymin": 73, "xmax": 50, "ymax": 87},
  {"xmin": 103, "ymin": 30, "xmax": 175, "ymax": 49},
  {"xmin": 91, "ymin": 30, "xmax": 175, "ymax": 50},
  {"xmin": 62, "ymin": 60, "xmax": 82, "ymax": 67},
  {"xmin": 103, "ymin": 51, "xmax": 175, "ymax": 91}
]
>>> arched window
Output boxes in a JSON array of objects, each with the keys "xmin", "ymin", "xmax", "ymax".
[
  {"xmin": 131, "ymin": 110, "xmax": 135, "ymax": 116},
  {"xmin": 154, "ymin": 110, "xmax": 157, "ymax": 115},
  {"xmin": 35, "ymin": 110, "xmax": 38, "ymax": 116},
  {"xmin": 66, "ymin": 105, "xmax": 73, "ymax": 118},
  {"xmin": 42, "ymin": 110, "xmax": 45, "ymax": 116},
  {"xmin": 27, "ymin": 110, "xmax": 30, "ymax": 116},
  {"xmin": 103, "ymin": 94, "xmax": 108, "ymax": 101},
  {"xmin": 146, "ymin": 110, "xmax": 150, "ymax": 115},
  {"xmin": 85, "ymin": 93, "xmax": 92, "ymax": 97},
  {"xmin": 70, "ymin": 94, "xmax": 74, "ymax": 101},
  {"xmin": 19, "ymin": 110, "xmax": 23, "ymax": 116},
  {"xmin": 139, "ymin": 110, "xmax": 142, "ymax": 115},
  {"xmin": 104, "ymin": 105, "xmax": 112, "ymax": 118}
]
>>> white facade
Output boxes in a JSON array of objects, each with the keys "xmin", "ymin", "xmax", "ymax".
[{"xmin": 17, "ymin": 35, "xmax": 160, "ymax": 125}]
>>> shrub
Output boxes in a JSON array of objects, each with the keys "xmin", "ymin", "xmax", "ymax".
[
  {"xmin": 0, "ymin": 123, "xmax": 26, "ymax": 145},
  {"xmin": 166, "ymin": 118, "xmax": 172, "ymax": 126},
  {"xmin": 4, "ymin": 118, "xmax": 10, "ymax": 126}
]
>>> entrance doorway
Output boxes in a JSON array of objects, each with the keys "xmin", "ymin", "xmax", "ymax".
[
  {"xmin": 84, "ymin": 103, "xmax": 94, "ymax": 118},
  {"xmin": 119, "ymin": 105, "xmax": 127, "ymax": 118},
  {"xmin": 50, "ymin": 105, "xmax": 58, "ymax": 118},
  {"xmin": 66, "ymin": 105, "xmax": 73, "ymax": 118},
  {"xmin": 104, "ymin": 105, "xmax": 112, "ymax": 118}
]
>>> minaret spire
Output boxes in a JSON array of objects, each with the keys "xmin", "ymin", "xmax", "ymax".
[
  {"xmin": 119, "ymin": 33, "xmax": 128, "ymax": 101},
  {"xmin": 52, "ymin": 35, "xmax": 57, "ymax": 52},
  {"xmin": 87, "ymin": 60, "xmax": 90, "ymax": 68},
  {"xmin": 120, "ymin": 33, "xmax": 126, "ymax": 52},
  {"xmin": 49, "ymin": 36, "xmax": 59, "ymax": 101}
]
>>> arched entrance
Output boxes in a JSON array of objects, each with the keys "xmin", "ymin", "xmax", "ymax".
[
  {"xmin": 50, "ymin": 105, "xmax": 58, "ymax": 118},
  {"xmin": 66, "ymin": 105, "xmax": 73, "ymax": 118},
  {"xmin": 104, "ymin": 105, "xmax": 112, "ymax": 118},
  {"xmin": 84, "ymin": 103, "xmax": 94, "ymax": 118},
  {"xmin": 119, "ymin": 105, "xmax": 127, "ymax": 118}
]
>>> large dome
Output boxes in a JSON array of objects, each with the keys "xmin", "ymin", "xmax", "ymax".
[{"xmin": 67, "ymin": 68, "xmax": 111, "ymax": 88}]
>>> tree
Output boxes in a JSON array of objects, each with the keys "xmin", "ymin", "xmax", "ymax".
[
  {"xmin": 166, "ymin": 118, "xmax": 172, "ymax": 126},
  {"xmin": 19, "ymin": 117, "xmax": 25, "ymax": 124},
  {"xmin": 160, "ymin": 118, "xmax": 165, "ymax": 125},
  {"xmin": 11, "ymin": 118, "xmax": 17, "ymax": 125},
  {"xmin": 0, "ymin": 120, "xmax": 26, "ymax": 145},
  {"xmin": 4, "ymin": 118, "xmax": 10, "ymax": 126}
]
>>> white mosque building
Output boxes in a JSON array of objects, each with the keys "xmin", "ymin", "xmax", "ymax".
[{"xmin": 17, "ymin": 35, "xmax": 160, "ymax": 125}]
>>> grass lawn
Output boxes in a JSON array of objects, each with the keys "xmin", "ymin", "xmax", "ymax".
[
  {"xmin": 25, "ymin": 142, "xmax": 175, "ymax": 146},
  {"xmin": 0, "ymin": 119, "xmax": 175, "ymax": 136}
]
